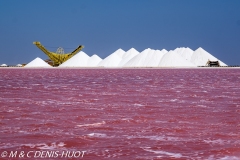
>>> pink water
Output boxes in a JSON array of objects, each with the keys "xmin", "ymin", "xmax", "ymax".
[{"xmin": 0, "ymin": 69, "xmax": 240, "ymax": 160}]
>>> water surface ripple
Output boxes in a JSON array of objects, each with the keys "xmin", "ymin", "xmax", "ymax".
[{"xmin": 0, "ymin": 69, "xmax": 240, "ymax": 159}]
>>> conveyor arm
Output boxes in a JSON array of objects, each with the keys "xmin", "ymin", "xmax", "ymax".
[{"xmin": 33, "ymin": 41, "xmax": 84, "ymax": 66}]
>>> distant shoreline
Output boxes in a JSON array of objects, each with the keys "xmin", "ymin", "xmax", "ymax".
[{"xmin": 1, "ymin": 67, "xmax": 240, "ymax": 69}]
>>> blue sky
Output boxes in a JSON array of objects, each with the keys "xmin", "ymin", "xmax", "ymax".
[{"xmin": 0, "ymin": 0, "xmax": 240, "ymax": 65}]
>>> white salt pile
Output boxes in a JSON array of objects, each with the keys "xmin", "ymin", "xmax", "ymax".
[
  {"xmin": 25, "ymin": 57, "xmax": 51, "ymax": 68},
  {"xmin": 190, "ymin": 47, "xmax": 227, "ymax": 66},
  {"xmin": 174, "ymin": 47, "xmax": 193, "ymax": 61},
  {"xmin": 98, "ymin": 49, "xmax": 125, "ymax": 67},
  {"xmin": 145, "ymin": 50, "xmax": 165, "ymax": 67},
  {"xmin": 118, "ymin": 48, "xmax": 139, "ymax": 67},
  {"xmin": 139, "ymin": 49, "xmax": 156, "ymax": 67},
  {"xmin": 59, "ymin": 51, "xmax": 89, "ymax": 67},
  {"xmin": 158, "ymin": 51, "xmax": 195, "ymax": 67},
  {"xmin": 124, "ymin": 48, "xmax": 151, "ymax": 67},
  {"xmin": 1, "ymin": 64, "xmax": 7, "ymax": 67},
  {"xmin": 87, "ymin": 54, "xmax": 102, "ymax": 67}
]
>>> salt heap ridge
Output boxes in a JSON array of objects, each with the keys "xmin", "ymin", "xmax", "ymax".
[
  {"xmin": 27, "ymin": 47, "xmax": 227, "ymax": 68},
  {"xmin": 60, "ymin": 47, "xmax": 226, "ymax": 68}
]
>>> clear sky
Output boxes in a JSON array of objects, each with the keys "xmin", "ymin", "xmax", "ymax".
[{"xmin": 0, "ymin": 0, "xmax": 240, "ymax": 65}]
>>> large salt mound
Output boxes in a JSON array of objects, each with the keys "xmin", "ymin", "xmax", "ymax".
[
  {"xmin": 190, "ymin": 47, "xmax": 227, "ymax": 66},
  {"xmin": 123, "ymin": 48, "xmax": 151, "ymax": 67},
  {"xmin": 174, "ymin": 47, "xmax": 184, "ymax": 54},
  {"xmin": 145, "ymin": 50, "xmax": 165, "ymax": 67},
  {"xmin": 97, "ymin": 49, "xmax": 125, "ymax": 67},
  {"xmin": 59, "ymin": 51, "xmax": 89, "ymax": 67},
  {"xmin": 87, "ymin": 54, "xmax": 102, "ymax": 67},
  {"xmin": 175, "ymin": 47, "xmax": 194, "ymax": 61},
  {"xmin": 158, "ymin": 51, "xmax": 196, "ymax": 67},
  {"xmin": 161, "ymin": 49, "xmax": 168, "ymax": 54},
  {"xmin": 141, "ymin": 49, "xmax": 156, "ymax": 67},
  {"xmin": 118, "ymin": 48, "xmax": 139, "ymax": 67},
  {"xmin": 25, "ymin": 57, "xmax": 51, "ymax": 68}
]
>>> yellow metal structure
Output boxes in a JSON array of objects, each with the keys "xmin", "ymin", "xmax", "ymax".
[{"xmin": 33, "ymin": 41, "xmax": 84, "ymax": 66}]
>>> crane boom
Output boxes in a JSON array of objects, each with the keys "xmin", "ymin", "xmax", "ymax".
[{"xmin": 33, "ymin": 41, "xmax": 84, "ymax": 66}]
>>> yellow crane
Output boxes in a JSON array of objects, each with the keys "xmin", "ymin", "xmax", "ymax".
[{"xmin": 33, "ymin": 41, "xmax": 84, "ymax": 66}]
